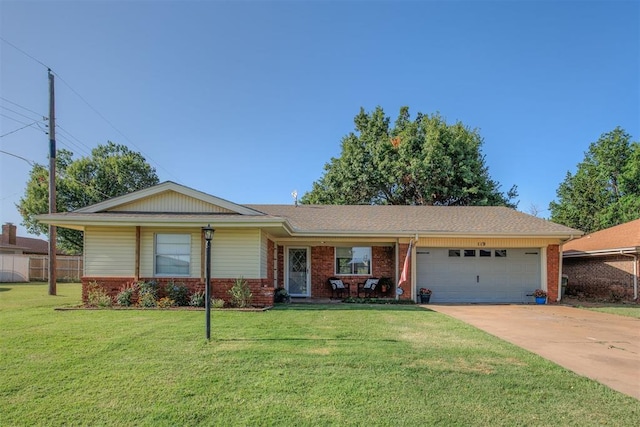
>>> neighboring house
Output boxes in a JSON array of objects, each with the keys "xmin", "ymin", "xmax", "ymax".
[
  {"xmin": 563, "ymin": 219, "xmax": 640, "ymax": 301},
  {"xmin": 0, "ymin": 223, "xmax": 50, "ymax": 255},
  {"xmin": 36, "ymin": 181, "xmax": 581, "ymax": 306}
]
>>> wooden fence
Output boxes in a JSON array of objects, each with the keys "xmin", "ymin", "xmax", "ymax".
[{"xmin": 0, "ymin": 255, "xmax": 83, "ymax": 282}]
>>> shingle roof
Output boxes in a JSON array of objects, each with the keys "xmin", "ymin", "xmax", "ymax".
[
  {"xmin": 563, "ymin": 218, "xmax": 640, "ymax": 253},
  {"xmin": 0, "ymin": 236, "xmax": 53, "ymax": 254},
  {"xmin": 246, "ymin": 204, "xmax": 581, "ymax": 236}
]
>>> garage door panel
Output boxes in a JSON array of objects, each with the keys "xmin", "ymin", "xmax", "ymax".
[{"xmin": 417, "ymin": 248, "xmax": 541, "ymax": 303}]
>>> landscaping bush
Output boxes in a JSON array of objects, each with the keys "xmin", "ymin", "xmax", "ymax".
[
  {"xmin": 228, "ymin": 277, "xmax": 252, "ymax": 308},
  {"xmin": 137, "ymin": 281, "xmax": 158, "ymax": 308},
  {"xmin": 86, "ymin": 281, "xmax": 112, "ymax": 308},
  {"xmin": 212, "ymin": 298, "xmax": 225, "ymax": 309},
  {"xmin": 189, "ymin": 291, "xmax": 205, "ymax": 308},
  {"xmin": 116, "ymin": 283, "xmax": 137, "ymax": 307},
  {"xmin": 165, "ymin": 281, "xmax": 190, "ymax": 306},
  {"xmin": 157, "ymin": 297, "xmax": 174, "ymax": 308},
  {"xmin": 274, "ymin": 287, "xmax": 290, "ymax": 303}
]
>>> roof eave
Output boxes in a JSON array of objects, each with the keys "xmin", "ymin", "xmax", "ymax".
[
  {"xmin": 563, "ymin": 247, "xmax": 640, "ymax": 258},
  {"xmin": 35, "ymin": 214, "xmax": 291, "ymax": 232},
  {"xmin": 286, "ymin": 230, "xmax": 580, "ymax": 239}
]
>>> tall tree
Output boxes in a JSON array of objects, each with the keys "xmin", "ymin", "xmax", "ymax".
[
  {"xmin": 549, "ymin": 127, "xmax": 640, "ymax": 233},
  {"xmin": 302, "ymin": 106, "xmax": 518, "ymax": 207},
  {"xmin": 18, "ymin": 142, "xmax": 159, "ymax": 253}
]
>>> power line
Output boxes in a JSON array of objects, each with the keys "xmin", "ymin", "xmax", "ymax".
[
  {"xmin": 0, "ymin": 149, "xmax": 35, "ymax": 166},
  {"xmin": 52, "ymin": 72, "xmax": 182, "ymax": 183},
  {"xmin": 56, "ymin": 133, "xmax": 92, "ymax": 157},
  {"xmin": 1, "ymin": 105, "xmax": 44, "ymax": 122},
  {"xmin": 0, "ymin": 120, "xmax": 46, "ymax": 138},
  {"xmin": 0, "ymin": 37, "xmax": 50, "ymax": 69},
  {"xmin": 56, "ymin": 124, "xmax": 95, "ymax": 154},
  {"xmin": 1, "ymin": 37, "xmax": 181, "ymax": 183},
  {"xmin": 0, "ymin": 97, "xmax": 45, "ymax": 118},
  {"xmin": 0, "ymin": 149, "xmax": 115, "ymax": 200}
]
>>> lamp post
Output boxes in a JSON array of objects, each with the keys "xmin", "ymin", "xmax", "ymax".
[{"xmin": 202, "ymin": 224, "xmax": 215, "ymax": 340}]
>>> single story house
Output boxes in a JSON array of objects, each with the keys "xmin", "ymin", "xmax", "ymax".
[
  {"xmin": 36, "ymin": 181, "xmax": 582, "ymax": 305},
  {"xmin": 1, "ymin": 222, "xmax": 52, "ymax": 255},
  {"xmin": 563, "ymin": 219, "xmax": 639, "ymax": 301}
]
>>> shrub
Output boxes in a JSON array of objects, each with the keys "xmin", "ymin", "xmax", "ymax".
[
  {"xmin": 189, "ymin": 291, "xmax": 206, "ymax": 308},
  {"xmin": 157, "ymin": 297, "xmax": 175, "ymax": 308},
  {"xmin": 165, "ymin": 281, "xmax": 190, "ymax": 306},
  {"xmin": 228, "ymin": 277, "xmax": 252, "ymax": 308},
  {"xmin": 116, "ymin": 283, "xmax": 137, "ymax": 307},
  {"xmin": 609, "ymin": 285, "xmax": 627, "ymax": 302},
  {"xmin": 274, "ymin": 287, "xmax": 290, "ymax": 303},
  {"xmin": 137, "ymin": 281, "xmax": 158, "ymax": 307},
  {"xmin": 86, "ymin": 281, "xmax": 112, "ymax": 308},
  {"xmin": 212, "ymin": 298, "xmax": 225, "ymax": 309}
]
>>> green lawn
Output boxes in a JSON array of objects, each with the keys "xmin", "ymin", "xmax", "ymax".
[
  {"xmin": 1, "ymin": 283, "xmax": 638, "ymax": 426},
  {"xmin": 584, "ymin": 306, "xmax": 640, "ymax": 319}
]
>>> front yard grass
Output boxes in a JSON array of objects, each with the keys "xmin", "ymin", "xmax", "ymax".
[
  {"xmin": 563, "ymin": 296, "xmax": 640, "ymax": 319},
  {"xmin": 1, "ymin": 283, "xmax": 638, "ymax": 426}
]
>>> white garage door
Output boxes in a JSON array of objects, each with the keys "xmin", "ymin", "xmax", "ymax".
[{"xmin": 416, "ymin": 248, "xmax": 541, "ymax": 303}]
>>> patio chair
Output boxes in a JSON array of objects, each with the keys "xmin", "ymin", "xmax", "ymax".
[
  {"xmin": 327, "ymin": 277, "xmax": 350, "ymax": 299},
  {"xmin": 357, "ymin": 278, "xmax": 380, "ymax": 298}
]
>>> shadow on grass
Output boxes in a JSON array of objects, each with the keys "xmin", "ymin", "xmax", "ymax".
[
  {"xmin": 212, "ymin": 337, "xmax": 403, "ymax": 342},
  {"xmin": 272, "ymin": 303, "xmax": 435, "ymax": 312},
  {"xmin": 0, "ymin": 287, "xmax": 11, "ymax": 292}
]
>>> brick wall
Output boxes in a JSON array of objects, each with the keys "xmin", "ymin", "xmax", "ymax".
[
  {"xmin": 546, "ymin": 244, "xmax": 560, "ymax": 303},
  {"xmin": 278, "ymin": 245, "xmax": 397, "ymax": 298},
  {"xmin": 82, "ymin": 238, "xmax": 277, "ymax": 307},
  {"xmin": 563, "ymin": 254, "xmax": 637, "ymax": 300},
  {"xmin": 82, "ymin": 276, "xmax": 275, "ymax": 307}
]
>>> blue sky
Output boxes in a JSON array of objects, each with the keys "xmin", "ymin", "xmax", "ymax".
[{"xmin": 1, "ymin": 0, "xmax": 638, "ymax": 238}]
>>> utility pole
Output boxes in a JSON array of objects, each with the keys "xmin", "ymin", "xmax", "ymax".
[{"xmin": 48, "ymin": 69, "xmax": 57, "ymax": 295}]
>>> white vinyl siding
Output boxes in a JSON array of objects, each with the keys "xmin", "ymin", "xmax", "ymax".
[
  {"xmin": 212, "ymin": 229, "xmax": 261, "ymax": 279},
  {"xmin": 85, "ymin": 226, "xmax": 136, "ymax": 276},
  {"xmin": 110, "ymin": 190, "xmax": 236, "ymax": 213},
  {"xmin": 260, "ymin": 231, "xmax": 269, "ymax": 277}
]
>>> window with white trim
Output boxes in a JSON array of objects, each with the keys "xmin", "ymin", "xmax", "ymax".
[
  {"xmin": 335, "ymin": 246, "xmax": 371, "ymax": 275},
  {"xmin": 155, "ymin": 233, "xmax": 191, "ymax": 276}
]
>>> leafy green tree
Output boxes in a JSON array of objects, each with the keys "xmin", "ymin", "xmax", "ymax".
[
  {"xmin": 302, "ymin": 106, "xmax": 518, "ymax": 207},
  {"xmin": 18, "ymin": 142, "xmax": 159, "ymax": 253},
  {"xmin": 549, "ymin": 127, "xmax": 639, "ymax": 233}
]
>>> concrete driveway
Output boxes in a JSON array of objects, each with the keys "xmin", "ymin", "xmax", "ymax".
[{"xmin": 427, "ymin": 304, "xmax": 640, "ymax": 400}]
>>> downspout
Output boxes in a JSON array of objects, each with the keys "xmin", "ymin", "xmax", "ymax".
[{"xmin": 619, "ymin": 251, "xmax": 638, "ymax": 301}]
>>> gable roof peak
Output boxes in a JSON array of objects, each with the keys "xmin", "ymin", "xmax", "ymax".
[{"xmin": 75, "ymin": 181, "xmax": 264, "ymax": 216}]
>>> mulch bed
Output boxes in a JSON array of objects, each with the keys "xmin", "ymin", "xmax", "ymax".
[{"xmin": 54, "ymin": 306, "xmax": 272, "ymax": 312}]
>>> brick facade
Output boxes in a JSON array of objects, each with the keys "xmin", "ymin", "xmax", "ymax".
[
  {"xmin": 563, "ymin": 254, "xmax": 637, "ymax": 300},
  {"xmin": 278, "ymin": 245, "xmax": 398, "ymax": 298},
  {"xmin": 546, "ymin": 244, "xmax": 560, "ymax": 303},
  {"xmin": 82, "ymin": 239, "xmax": 277, "ymax": 307}
]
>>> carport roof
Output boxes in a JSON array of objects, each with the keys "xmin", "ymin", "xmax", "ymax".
[{"xmin": 563, "ymin": 218, "xmax": 640, "ymax": 255}]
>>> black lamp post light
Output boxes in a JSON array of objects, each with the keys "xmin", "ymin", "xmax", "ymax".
[{"xmin": 202, "ymin": 224, "xmax": 215, "ymax": 340}]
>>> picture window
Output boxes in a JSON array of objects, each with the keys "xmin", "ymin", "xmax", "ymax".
[{"xmin": 335, "ymin": 246, "xmax": 371, "ymax": 275}]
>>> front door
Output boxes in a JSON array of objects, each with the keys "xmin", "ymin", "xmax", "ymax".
[{"xmin": 287, "ymin": 247, "xmax": 310, "ymax": 297}]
